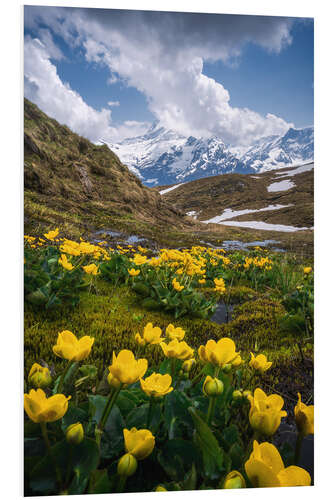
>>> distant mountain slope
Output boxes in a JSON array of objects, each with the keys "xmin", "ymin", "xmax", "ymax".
[
  {"xmin": 24, "ymin": 99, "xmax": 189, "ymax": 238},
  {"xmin": 159, "ymin": 163, "xmax": 314, "ymax": 231},
  {"xmin": 239, "ymin": 127, "xmax": 314, "ymax": 172},
  {"xmin": 104, "ymin": 122, "xmax": 313, "ymax": 186}
]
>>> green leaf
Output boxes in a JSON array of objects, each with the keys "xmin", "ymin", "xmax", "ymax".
[
  {"xmin": 157, "ymin": 439, "xmax": 199, "ymax": 482},
  {"xmin": 221, "ymin": 424, "xmax": 240, "ymax": 449},
  {"xmin": 182, "ymin": 462, "xmax": 197, "ymax": 490},
  {"xmin": 188, "ymin": 407, "xmax": 224, "ymax": 480},
  {"xmin": 126, "ymin": 402, "xmax": 162, "ymax": 430},
  {"xmin": 79, "ymin": 365, "xmax": 98, "ymax": 378},
  {"xmin": 229, "ymin": 442, "xmax": 244, "ymax": 470},
  {"xmin": 88, "ymin": 395, "xmax": 125, "ymax": 459},
  {"xmin": 164, "ymin": 390, "xmax": 193, "ymax": 438},
  {"xmin": 30, "ymin": 438, "xmax": 99, "ymax": 495},
  {"xmin": 88, "ymin": 469, "xmax": 111, "ymax": 494}
]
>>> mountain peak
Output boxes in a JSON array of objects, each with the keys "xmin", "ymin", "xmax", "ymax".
[{"xmin": 103, "ymin": 123, "xmax": 314, "ymax": 186}]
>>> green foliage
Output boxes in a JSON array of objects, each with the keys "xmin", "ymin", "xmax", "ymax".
[{"xmin": 24, "ymin": 245, "xmax": 87, "ymax": 308}]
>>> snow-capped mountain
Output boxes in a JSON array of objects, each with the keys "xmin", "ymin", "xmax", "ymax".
[
  {"xmin": 102, "ymin": 123, "xmax": 313, "ymax": 186},
  {"xmin": 102, "ymin": 122, "xmax": 251, "ymax": 186},
  {"xmin": 239, "ymin": 127, "xmax": 314, "ymax": 173}
]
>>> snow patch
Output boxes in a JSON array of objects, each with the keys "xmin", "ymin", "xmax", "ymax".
[
  {"xmin": 267, "ymin": 180, "xmax": 295, "ymax": 192},
  {"xmin": 202, "ymin": 204, "xmax": 293, "ymax": 224},
  {"xmin": 219, "ymin": 221, "xmax": 310, "ymax": 232},
  {"xmin": 274, "ymin": 163, "xmax": 314, "ymax": 178},
  {"xmin": 186, "ymin": 210, "xmax": 198, "ymax": 219},
  {"xmin": 159, "ymin": 183, "xmax": 184, "ymax": 195}
]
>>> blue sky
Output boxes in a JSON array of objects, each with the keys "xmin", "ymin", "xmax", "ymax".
[{"xmin": 24, "ymin": 7, "xmax": 313, "ymax": 145}]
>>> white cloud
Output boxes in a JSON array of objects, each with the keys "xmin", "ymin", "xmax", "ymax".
[
  {"xmin": 108, "ymin": 100, "xmax": 120, "ymax": 107},
  {"xmin": 24, "ymin": 36, "xmax": 148, "ymax": 142},
  {"xmin": 24, "ymin": 7, "xmax": 299, "ymax": 145}
]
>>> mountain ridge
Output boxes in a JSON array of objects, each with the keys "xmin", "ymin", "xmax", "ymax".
[{"xmin": 104, "ymin": 123, "xmax": 314, "ymax": 186}]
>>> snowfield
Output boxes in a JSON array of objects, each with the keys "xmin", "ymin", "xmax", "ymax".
[
  {"xmin": 219, "ymin": 221, "xmax": 311, "ymax": 232},
  {"xmin": 159, "ymin": 183, "xmax": 185, "ymax": 195},
  {"xmin": 274, "ymin": 162, "xmax": 314, "ymax": 178},
  {"xmin": 267, "ymin": 180, "xmax": 295, "ymax": 192},
  {"xmin": 202, "ymin": 204, "xmax": 293, "ymax": 224}
]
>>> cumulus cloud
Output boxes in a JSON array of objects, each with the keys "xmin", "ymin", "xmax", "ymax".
[
  {"xmin": 24, "ymin": 7, "xmax": 298, "ymax": 145},
  {"xmin": 24, "ymin": 35, "xmax": 149, "ymax": 142},
  {"xmin": 108, "ymin": 100, "xmax": 120, "ymax": 107}
]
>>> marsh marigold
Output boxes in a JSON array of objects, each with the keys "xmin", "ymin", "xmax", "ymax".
[
  {"xmin": 245, "ymin": 440, "xmax": 311, "ymax": 487},
  {"xmin": 53, "ymin": 330, "xmax": 94, "ymax": 362}
]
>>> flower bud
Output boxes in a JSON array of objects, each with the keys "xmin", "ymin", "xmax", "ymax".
[
  {"xmin": 243, "ymin": 390, "xmax": 252, "ymax": 399},
  {"xmin": 107, "ymin": 372, "xmax": 123, "ymax": 390},
  {"xmin": 117, "ymin": 453, "xmax": 138, "ymax": 477},
  {"xmin": 182, "ymin": 358, "xmax": 196, "ymax": 372},
  {"xmin": 203, "ymin": 376, "xmax": 224, "ymax": 397},
  {"xmin": 232, "ymin": 390, "xmax": 243, "ymax": 400},
  {"xmin": 28, "ymin": 363, "xmax": 52, "ymax": 389},
  {"xmin": 222, "ymin": 363, "xmax": 232, "ymax": 373},
  {"xmin": 223, "ymin": 471, "xmax": 246, "ymax": 489},
  {"xmin": 155, "ymin": 485, "xmax": 167, "ymax": 492},
  {"xmin": 66, "ymin": 422, "xmax": 84, "ymax": 445}
]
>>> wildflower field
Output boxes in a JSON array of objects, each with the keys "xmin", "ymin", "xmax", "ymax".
[{"xmin": 24, "ymin": 228, "xmax": 314, "ymax": 495}]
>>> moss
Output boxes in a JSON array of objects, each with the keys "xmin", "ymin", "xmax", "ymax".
[
  {"xmin": 220, "ymin": 297, "xmax": 286, "ymax": 351},
  {"xmin": 24, "ymin": 280, "xmax": 226, "ymax": 380}
]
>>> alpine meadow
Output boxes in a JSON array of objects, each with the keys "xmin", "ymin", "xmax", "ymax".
[{"xmin": 23, "ymin": 6, "xmax": 314, "ymax": 496}]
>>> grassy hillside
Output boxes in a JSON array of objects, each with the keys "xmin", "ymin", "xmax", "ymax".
[
  {"xmin": 158, "ymin": 165, "xmax": 314, "ymax": 254},
  {"xmin": 24, "ymin": 99, "xmax": 194, "ymax": 241}
]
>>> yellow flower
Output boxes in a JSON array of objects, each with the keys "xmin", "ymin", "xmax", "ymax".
[
  {"xmin": 249, "ymin": 352, "xmax": 272, "ymax": 374},
  {"xmin": 214, "ymin": 277, "xmax": 226, "ymax": 293},
  {"xmin": 123, "ymin": 428, "xmax": 155, "ymax": 460},
  {"xmin": 198, "ymin": 278, "xmax": 206, "ymax": 284},
  {"xmin": 202, "ymin": 375, "xmax": 224, "ymax": 397},
  {"xmin": 44, "ymin": 228, "xmax": 59, "ymax": 240},
  {"xmin": 198, "ymin": 338, "xmax": 239, "ymax": 368},
  {"xmin": 58, "ymin": 254, "xmax": 73, "ymax": 271},
  {"xmin": 294, "ymin": 393, "xmax": 314, "ymax": 436},
  {"xmin": 303, "ymin": 267, "xmax": 312, "ymax": 274},
  {"xmin": 132, "ymin": 254, "xmax": 148, "ymax": 266},
  {"xmin": 223, "ymin": 470, "xmax": 246, "ymax": 489},
  {"xmin": 140, "ymin": 373, "xmax": 173, "ymax": 398},
  {"xmin": 53, "ymin": 330, "xmax": 94, "ymax": 362},
  {"xmin": 245, "ymin": 440, "xmax": 311, "ymax": 487},
  {"xmin": 24, "ymin": 389, "xmax": 70, "ymax": 423},
  {"xmin": 128, "ymin": 268, "xmax": 140, "ymax": 276},
  {"xmin": 248, "ymin": 388, "xmax": 287, "ymax": 436},
  {"xmin": 82, "ymin": 263, "xmax": 98, "ymax": 275},
  {"xmin": 160, "ymin": 339, "xmax": 194, "ymax": 360},
  {"xmin": 108, "ymin": 350, "xmax": 148, "ymax": 385},
  {"xmin": 135, "ymin": 322, "xmax": 164, "ymax": 346},
  {"xmin": 28, "ymin": 363, "xmax": 52, "ymax": 389},
  {"xmin": 172, "ymin": 278, "xmax": 184, "ymax": 291},
  {"xmin": 182, "ymin": 358, "xmax": 196, "ymax": 372},
  {"xmin": 166, "ymin": 323, "xmax": 185, "ymax": 341},
  {"xmin": 66, "ymin": 422, "xmax": 84, "ymax": 445}
]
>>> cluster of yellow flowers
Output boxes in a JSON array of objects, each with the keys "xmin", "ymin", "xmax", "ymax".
[
  {"xmin": 243, "ymin": 256, "xmax": 273, "ymax": 271},
  {"xmin": 24, "ymin": 322, "xmax": 314, "ymax": 491}
]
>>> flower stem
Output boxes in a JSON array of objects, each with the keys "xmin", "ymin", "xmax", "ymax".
[
  {"xmin": 146, "ymin": 396, "xmax": 154, "ymax": 428},
  {"xmin": 294, "ymin": 432, "xmax": 304, "ymax": 465},
  {"xmin": 40, "ymin": 422, "xmax": 62, "ymax": 490},
  {"xmin": 188, "ymin": 366, "xmax": 205, "ymax": 389},
  {"xmin": 117, "ymin": 475, "xmax": 127, "ymax": 493},
  {"xmin": 57, "ymin": 360, "xmax": 74, "ymax": 394},
  {"xmin": 206, "ymin": 397, "xmax": 216, "ymax": 426},
  {"xmin": 96, "ymin": 385, "xmax": 122, "ymax": 447}
]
